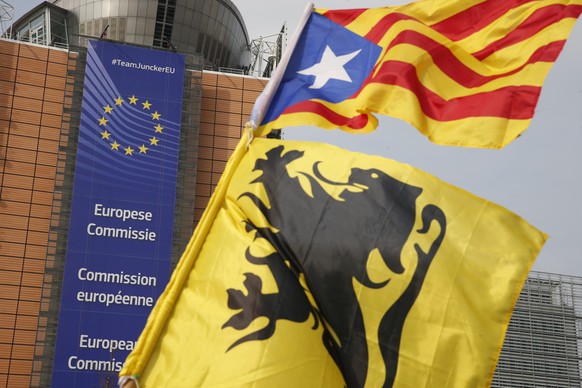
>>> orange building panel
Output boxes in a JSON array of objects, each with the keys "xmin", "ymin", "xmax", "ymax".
[
  {"xmin": 217, "ymin": 87, "xmax": 243, "ymax": 103},
  {"xmin": 14, "ymin": 71, "xmax": 46, "ymax": 88},
  {"xmin": 17, "ymin": 45, "xmax": 49, "ymax": 62},
  {"xmin": 0, "ymin": 53, "xmax": 18, "ymax": 69},
  {"xmin": 35, "ymin": 151, "xmax": 58, "ymax": 166},
  {"xmin": 32, "ymin": 177, "xmax": 58, "ymax": 192},
  {"xmin": 0, "ymin": 228, "xmax": 28, "ymax": 243},
  {"xmin": 7, "ymin": 134, "xmax": 39, "ymax": 151},
  {"xmin": 44, "ymin": 75, "xmax": 66, "ymax": 91},
  {"xmin": 212, "ymin": 160, "xmax": 227, "ymax": 173},
  {"xmin": 13, "ymin": 330, "xmax": 36, "ymax": 345},
  {"xmin": 201, "ymin": 72, "xmax": 218, "ymax": 86},
  {"xmin": 7, "ymin": 372, "xmax": 32, "ymax": 387},
  {"xmin": 8, "ymin": 121, "xmax": 40, "ymax": 138},
  {"xmin": 0, "ymin": 284, "xmax": 21, "ymax": 300},
  {"xmin": 0, "ymin": 272, "xmax": 22, "ymax": 288},
  {"xmin": 0, "ymin": 214, "xmax": 29, "ymax": 231},
  {"xmin": 216, "ymin": 98, "xmax": 242, "ymax": 114},
  {"xmin": 22, "ymin": 259, "xmax": 46, "ymax": 274},
  {"xmin": 2, "ymin": 174, "xmax": 34, "ymax": 191},
  {"xmin": 27, "ymin": 218, "xmax": 50, "ymax": 232},
  {"xmin": 201, "ymin": 95, "xmax": 217, "ymax": 109},
  {"xmin": 217, "ymin": 74, "xmax": 244, "ymax": 90},
  {"xmin": 0, "ymin": 93, "xmax": 14, "ymax": 109},
  {"xmin": 10, "ymin": 109, "xmax": 41, "ymax": 126},
  {"xmin": 0, "ymin": 67, "xmax": 16, "ymax": 83},
  {"xmin": 31, "ymin": 190, "xmax": 53, "ymax": 205}
]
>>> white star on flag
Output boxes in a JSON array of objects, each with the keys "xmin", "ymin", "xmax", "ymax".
[{"xmin": 298, "ymin": 46, "xmax": 362, "ymax": 89}]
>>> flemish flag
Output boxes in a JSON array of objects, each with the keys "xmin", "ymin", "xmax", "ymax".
[
  {"xmin": 119, "ymin": 135, "xmax": 546, "ymax": 387},
  {"xmin": 252, "ymin": 0, "xmax": 582, "ymax": 148}
]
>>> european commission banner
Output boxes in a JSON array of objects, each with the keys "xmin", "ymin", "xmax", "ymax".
[{"xmin": 51, "ymin": 41, "xmax": 185, "ymax": 387}]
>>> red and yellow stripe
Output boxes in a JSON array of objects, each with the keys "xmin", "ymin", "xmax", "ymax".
[{"xmin": 260, "ymin": 0, "xmax": 582, "ymax": 148}]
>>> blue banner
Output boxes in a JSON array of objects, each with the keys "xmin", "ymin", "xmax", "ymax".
[{"xmin": 51, "ymin": 41, "xmax": 185, "ymax": 387}]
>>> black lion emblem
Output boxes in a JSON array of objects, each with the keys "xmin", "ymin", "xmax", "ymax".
[{"xmin": 223, "ymin": 144, "xmax": 446, "ymax": 387}]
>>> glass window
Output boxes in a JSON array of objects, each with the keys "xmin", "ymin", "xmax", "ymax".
[
  {"xmin": 184, "ymin": 8, "xmax": 193, "ymax": 24},
  {"xmin": 145, "ymin": 17, "xmax": 156, "ymax": 36},
  {"xmin": 126, "ymin": 17, "xmax": 136, "ymax": 35},
  {"xmin": 187, "ymin": 30, "xmax": 198, "ymax": 47},
  {"xmin": 204, "ymin": 36, "xmax": 212, "ymax": 58},
  {"xmin": 118, "ymin": 17, "xmax": 127, "ymax": 40},
  {"xmin": 85, "ymin": 3, "xmax": 94, "ymax": 19},
  {"xmin": 199, "ymin": 15, "xmax": 208, "ymax": 33},
  {"xmin": 30, "ymin": 14, "xmax": 44, "ymax": 31},
  {"xmin": 107, "ymin": 19, "xmax": 116, "ymax": 40},
  {"xmin": 136, "ymin": 17, "xmax": 145, "ymax": 35},
  {"xmin": 216, "ymin": 5, "xmax": 224, "ymax": 23},
  {"xmin": 172, "ymin": 23, "xmax": 182, "ymax": 41},
  {"xmin": 109, "ymin": 0, "xmax": 120, "ymax": 17},
  {"xmin": 210, "ymin": 2, "xmax": 218, "ymax": 19},
  {"xmin": 206, "ymin": 18, "xmax": 215, "ymax": 37},
  {"xmin": 197, "ymin": 33, "xmax": 205, "ymax": 53},
  {"xmin": 209, "ymin": 38, "xmax": 216, "ymax": 63},
  {"xmin": 128, "ymin": 0, "xmax": 138, "ymax": 16},
  {"xmin": 191, "ymin": 11, "xmax": 201, "ymax": 28},
  {"xmin": 138, "ymin": 0, "xmax": 148, "ymax": 17},
  {"xmin": 93, "ymin": 18, "xmax": 103, "ymax": 37},
  {"xmin": 17, "ymin": 24, "xmax": 30, "ymax": 42},
  {"xmin": 118, "ymin": 0, "xmax": 129, "ymax": 16},
  {"xmin": 202, "ymin": 0, "xmax": 211, "ymax": 15}
]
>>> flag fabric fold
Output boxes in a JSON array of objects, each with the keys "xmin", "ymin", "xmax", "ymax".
[
  {"xmin": 254, "ymin": 0, "xmax": 582, "ymax": 148},
  {"xmin": 119, "ymin": 136, "xmax": 546, "ymax": 387}
]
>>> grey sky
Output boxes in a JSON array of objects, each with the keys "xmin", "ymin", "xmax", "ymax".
[{"xmin": 10, "ymin": 0, "xmax": 582, "ymax": 276}]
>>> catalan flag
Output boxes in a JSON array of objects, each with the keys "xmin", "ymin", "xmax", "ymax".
[
  {"xmin": 119, "ymin": 134, "xmax": 546, "ymax": 387},
  {"xmin": 252, "ymin": 0, "xmax": 582, "ymax": 148}
]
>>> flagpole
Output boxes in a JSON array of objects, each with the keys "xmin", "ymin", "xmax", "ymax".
[{"xmin": 249, "ymin": 2, "xmax": 314, "ymax": 136}]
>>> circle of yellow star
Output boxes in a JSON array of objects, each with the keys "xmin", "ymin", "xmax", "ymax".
[{"xmin": 99, "ymin": 96, "xmax": 166, "ymax": 158}]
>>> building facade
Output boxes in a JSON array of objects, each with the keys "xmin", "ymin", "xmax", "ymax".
[
  {"xmin": 0, "ymin": 36, "xmax": 266, "ymax": 387},
  {"xmin": 4, "ymin": 0, "xmax": 251, "ymax": 70},
  {"xmin": 493, "ymin": 271, "xmax": 582, "ymax": 387}
]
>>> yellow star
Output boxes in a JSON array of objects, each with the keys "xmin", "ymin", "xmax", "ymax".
[
  {"xmin": 154, "ymin": 124, "xmax": 163, "ymax": 133},
  {"xmin": 101, "ymin": 130, "xmax": 111, "ymax": 140},
  {"xmin": 129, "ymin": 95, "xmax": 138, "ymax": 105},
  {"xmin": 115, "ymin": 97, "xmax": 124, "ymax": 106},
  {"xmin": 103, "ymin": 105, "xmax": 113, "ymax": 114},
  {"xmin": 149, "ymin": 136, "xmax": 159, "ymax": 146},
  {"xmin": 151, "ymin": 111, "xmax": 161, "ymax": 120},
  {"xmin": 139, "ymin": 144, "xmax": 148, "ymax": 154},
  {"xmin": 99, "ymin": 117, "xmax": 108, "ymax": 126},
  {"xmin": 111, "ymin": 141, "xmax": 121, "ymax": 150},
  {"xmin": 142, "ymin": 100, "xmax": 152, "ymax": 110},
  {"xmin": 124, "ymin": 146, "xmax": 134, "ymax": 156}
]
